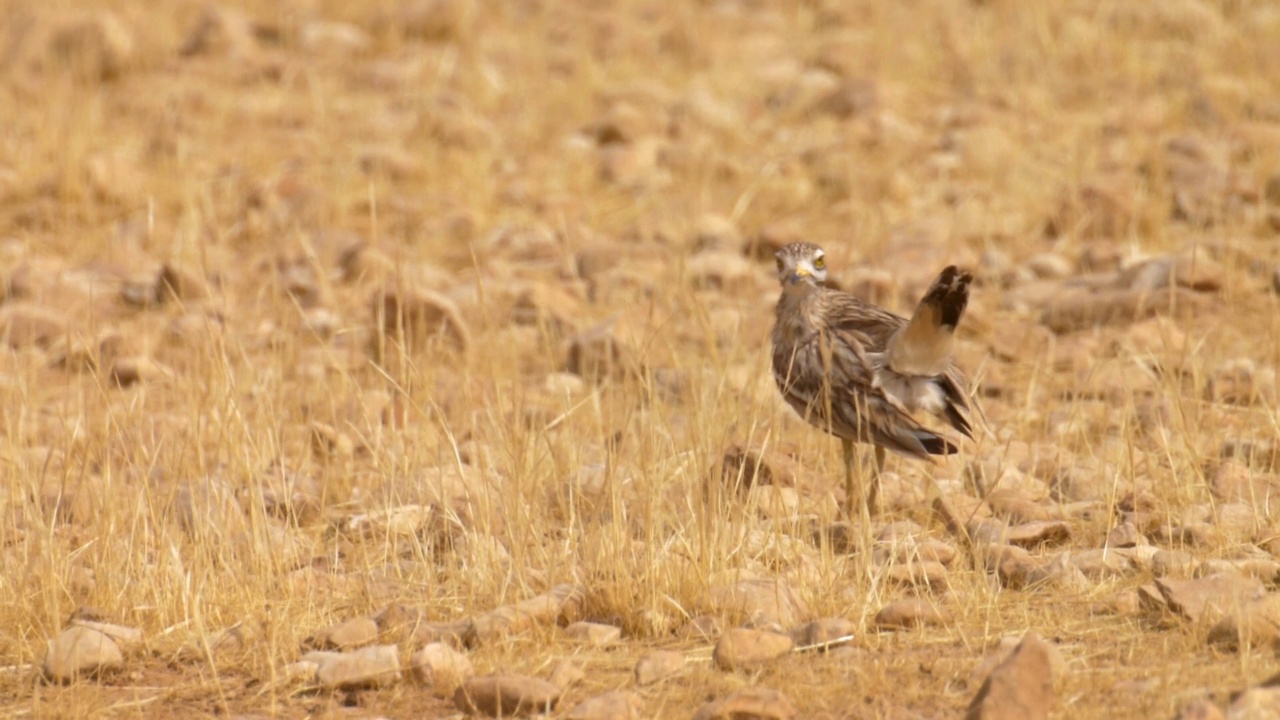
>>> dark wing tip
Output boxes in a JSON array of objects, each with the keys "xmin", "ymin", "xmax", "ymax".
[{"xmin": 919, "ymin": 433, "xmax": 960, "ymax": 456}]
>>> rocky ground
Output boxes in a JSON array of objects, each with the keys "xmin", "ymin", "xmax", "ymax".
[{"xmin": 2, "ymin": 1, "xmax": 1280, "ymax": 718}]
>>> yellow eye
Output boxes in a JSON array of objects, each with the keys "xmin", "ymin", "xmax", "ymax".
[{"xmin": 813, "ymin": 256, "xmax": 825, "ymax": 269}]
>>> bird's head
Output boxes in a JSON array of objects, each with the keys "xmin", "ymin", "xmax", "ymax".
[{"xmin": 775, "ymin": 242, "xmax": 828, "ymax": 289}]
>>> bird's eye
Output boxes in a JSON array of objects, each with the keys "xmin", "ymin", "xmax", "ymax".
[
  {"xmin": 813, "ymin": 256, "xmax": 825, "ymax": 269},
  {"xmin": 775, "ymin": 257, "xmax": 785, "ymax": 272}
]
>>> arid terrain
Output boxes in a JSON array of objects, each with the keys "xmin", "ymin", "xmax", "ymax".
[{"xmin": 2, "ymin": 0, "xmax": 1280, "ymax": 718}]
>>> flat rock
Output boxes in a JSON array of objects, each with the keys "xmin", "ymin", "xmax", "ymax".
[
  {"xmin": 455, "ymin": 674, "xmax": 560, "ymax": 716},
  {"xmin": 311, "ymin": 644, "xmax": 401, "ymax": 689},
  {"xmin": 634, "ymin": 650, "xmax": 685, "ymax": 686},
  {"xmin": 1156, "ymin": 573, "xmax": 1265, "ymax": 624},
  {"xmin": 969, "ymin": 635, "xmax": 1067, "ymax": 687},
  {"xmin": 564, "ymin": 621, "xmax": 621, "ymax": 647},
  {"xmin": 43, "ymin": 626, "xmax": 123, "ymax": 682},
  {"xmin": 708, "ymin": 577, "xmax": 811, "ymax": 627},
  {"xmin": 409, "ymin": 642, "xmax": 473, "ymax": 696},
  {"xmin": 563, "ymin": 690, "xmax": 645, "ymax": 720},
  {"xmin": 965, "ymin": 631, "xmax": 1055, "ymax": 720},
  {"xmin": 693, "ymin": 688, "xmax": 798, "ymax": 720},
  {"xmin": 712, "ymin": 628, "xmax": 794, "ymax": 670},
  {"xmin": 875, "ymin": 599, "xmax": 951, "ymax": 630}
]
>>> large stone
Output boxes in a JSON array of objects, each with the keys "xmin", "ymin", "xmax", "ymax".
[
  {"xmin": 965, "ymin": 631, "xmax": 1055, "ymax": 720},
  {"xmin": 1207, "ymin": 593, "xmax": 1280, "ymax": 651},
  {"xmin": 310, "ymin": 644, "xmax": 402, "ymax": 689},
  {"xmin": 42, "ymin": 626, "xmax": 123, "ymax": 682},
  {"xmin": 707, "ymin": 577, "xmax": 811, "ymax": 627},
  {"xmin": 1156, "ymin": 573, "xmax": 1265, "ymax": 624},
  {"xmin": 409, "ymin": 642, "xmax": 473, "ymax": 696},
  {"xmin": 454, "ymin": 674, "xmax": 560, "ymax": 716},
  {"xmin": 634, "ymin": 650, "xmax": 685, "ymax": 686},
  {"xmin": 712, "ymin": 628, "xmax": 794, "ymax": 670}
]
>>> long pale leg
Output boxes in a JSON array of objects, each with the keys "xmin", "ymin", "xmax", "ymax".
[
  {"xmin": 867, "ymin": 445, "xmax": 886, "ymax": 515},
  {"xmin": 841, "ymin": 438, "xmax": 858, "ymax": 521}
]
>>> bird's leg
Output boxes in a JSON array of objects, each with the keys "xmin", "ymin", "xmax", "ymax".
[
  {"xmin": 867, "ymin": 445, "xmax": 886, "ymax": 516},
  {"xmin": 841, "ymin": 438, "xmax": 858, "ymax": 522}
]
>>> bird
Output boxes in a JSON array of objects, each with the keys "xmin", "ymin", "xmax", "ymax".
[{"xmin": 770, "ymin": 241, "xmax": 976, "ymax": 522}]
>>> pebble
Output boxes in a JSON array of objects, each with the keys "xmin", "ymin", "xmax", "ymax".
[
  {"xmin": 1206, "ymin": 593, "xmax": 1280, "ymax": 651},
  {"xmin": 708, "ymin": 577, "xmax": 811, "ymax": 628},
  {"xmin": 790, "ymin": 618, "xmax": 856, "ymax": 650},
  {"xmin": 1155, "ymin": 573, "xmax": 1265, "ymax": 623}
]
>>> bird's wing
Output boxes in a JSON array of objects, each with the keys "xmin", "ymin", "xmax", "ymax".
[{"xmin": 773, "ymin": 301, "xmax": 958, "ymax": 460}]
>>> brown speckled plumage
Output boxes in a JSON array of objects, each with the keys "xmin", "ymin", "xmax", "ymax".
[{"xmin": 770, "ymin": 242, "xmax": 976, "ymax": 518}]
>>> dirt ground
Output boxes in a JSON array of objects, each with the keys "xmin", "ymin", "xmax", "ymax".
[{"xmin": 2, "ymin": 0, "xmax": 1280, "ymax": 718}]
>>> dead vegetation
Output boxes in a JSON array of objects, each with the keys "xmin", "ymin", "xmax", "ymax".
[{"xmin": 1, "ymin": 0, "xmax": 1280, "ymax": 718}]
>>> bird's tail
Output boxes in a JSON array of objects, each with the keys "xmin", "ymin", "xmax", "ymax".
[{"xmin": 886, "ymin": 265, "xmax": 972, "ymax": 376}]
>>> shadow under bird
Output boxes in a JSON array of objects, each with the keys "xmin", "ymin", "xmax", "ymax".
[{"xmin": 770, "ymin": 242, "xmax": 977, "ymax": 521}]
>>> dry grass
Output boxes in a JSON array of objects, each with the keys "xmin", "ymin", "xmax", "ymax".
[{"xmin": 1, "ymin": 0, "xmax": 1279, "ymax": 717}]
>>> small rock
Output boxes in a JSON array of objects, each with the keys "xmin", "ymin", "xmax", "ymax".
[
  {"xmin": 677, "ymin": 615, "xmax": 724, "ymax": 641},
  {"xmin": 564, "ymin": 321, "xmax": 638, "ymax": 381},
  {"xmin": 157, "ymin": 263, "xmax": 210, "ymax": 303},
  {"xmin": 548, "ymin": 658, "xmax": 585, "ymax": 690},
  {"xmin": 1003, "ymin": 521, "xmax": 1072, "ymax": 549},
  {"xmin": 1209, "ymin": 460, "xmax": 1280, "ymax": 503},
  {"xmin": 1175, "ymin": 698, "xmax": 1225, "ymax": 720},
  {"xmin": 634, "ymin": 650, "xmax": 685, "ymax": 686},
  {"xmin": 1152, "ymin": 549, "xmax": 1199, "ymax": 578},
  {"xmin": 564, "ymin": 621, "xmax": 621, "ymax": 647},
  {"xmin": 46, "ymin": 12, "xmax": 135, "ymax": 81},
  {"xmin": 42, "ymin": 626, "xmax": 123, "ymax": 682},
  {"xmin": 874, "ymin": 599, "xmax": 951, "ymax": 630},
  {"xmin": 0, "ymin": 304, "xmax": 69, "ymax": 349},
  {"xmin": 563, "ymin": 690, "xmax": 645, "ymax": 720},
  {"xmin": 409, "ymin": 642, "xmax": 473, "ymax": 696},
  {"xmin": 109, "ymin": 355, "xmax": 172, "ymax": 387},
  {"xmin": 693, "ymin": 688, "xmax": 798, "ymax": 720},
  {"xmin": 712, "ymin": 628, "xmax": 794, "ymax": 670},
  {"xmin": 455, "ymin": 674, "xmax": 560, "ymax": 716},
  {"xmin": 1106, "ymin": 522, "xmax": 1145, "ymax": 548},
  {"xmin": 1207, "ymin": 593, "xmax": 1280, "ymax": 651},
  {"xmin": 311, "ymin": 644, "xmax": 401, "ymax": 689},
  {"xmin": 1228, "ymin": 687, "xmax": 1280, "ymax": 718},
  {"xmin": 372, "ymin": 286, "xmax": 470, "ymax": 352},
  {"xmin": 1156, "ymin": 573, "xmax": 1265, "ymax": 624},
  {"xmin": 965, "ymin": 631, "xmax": 1055, "ymax": 720},
  {"xmin": 883, "ymin": 560, "xmax": 950, "ymax": 592},
  {"xmin": 969, "ymin": 634, "xmax": 1067, "ymax": 687}
]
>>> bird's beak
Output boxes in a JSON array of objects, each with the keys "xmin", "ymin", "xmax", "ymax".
[{"xmin": 787, "ymin": 268, "xmax": 811, "ymax": 285}]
